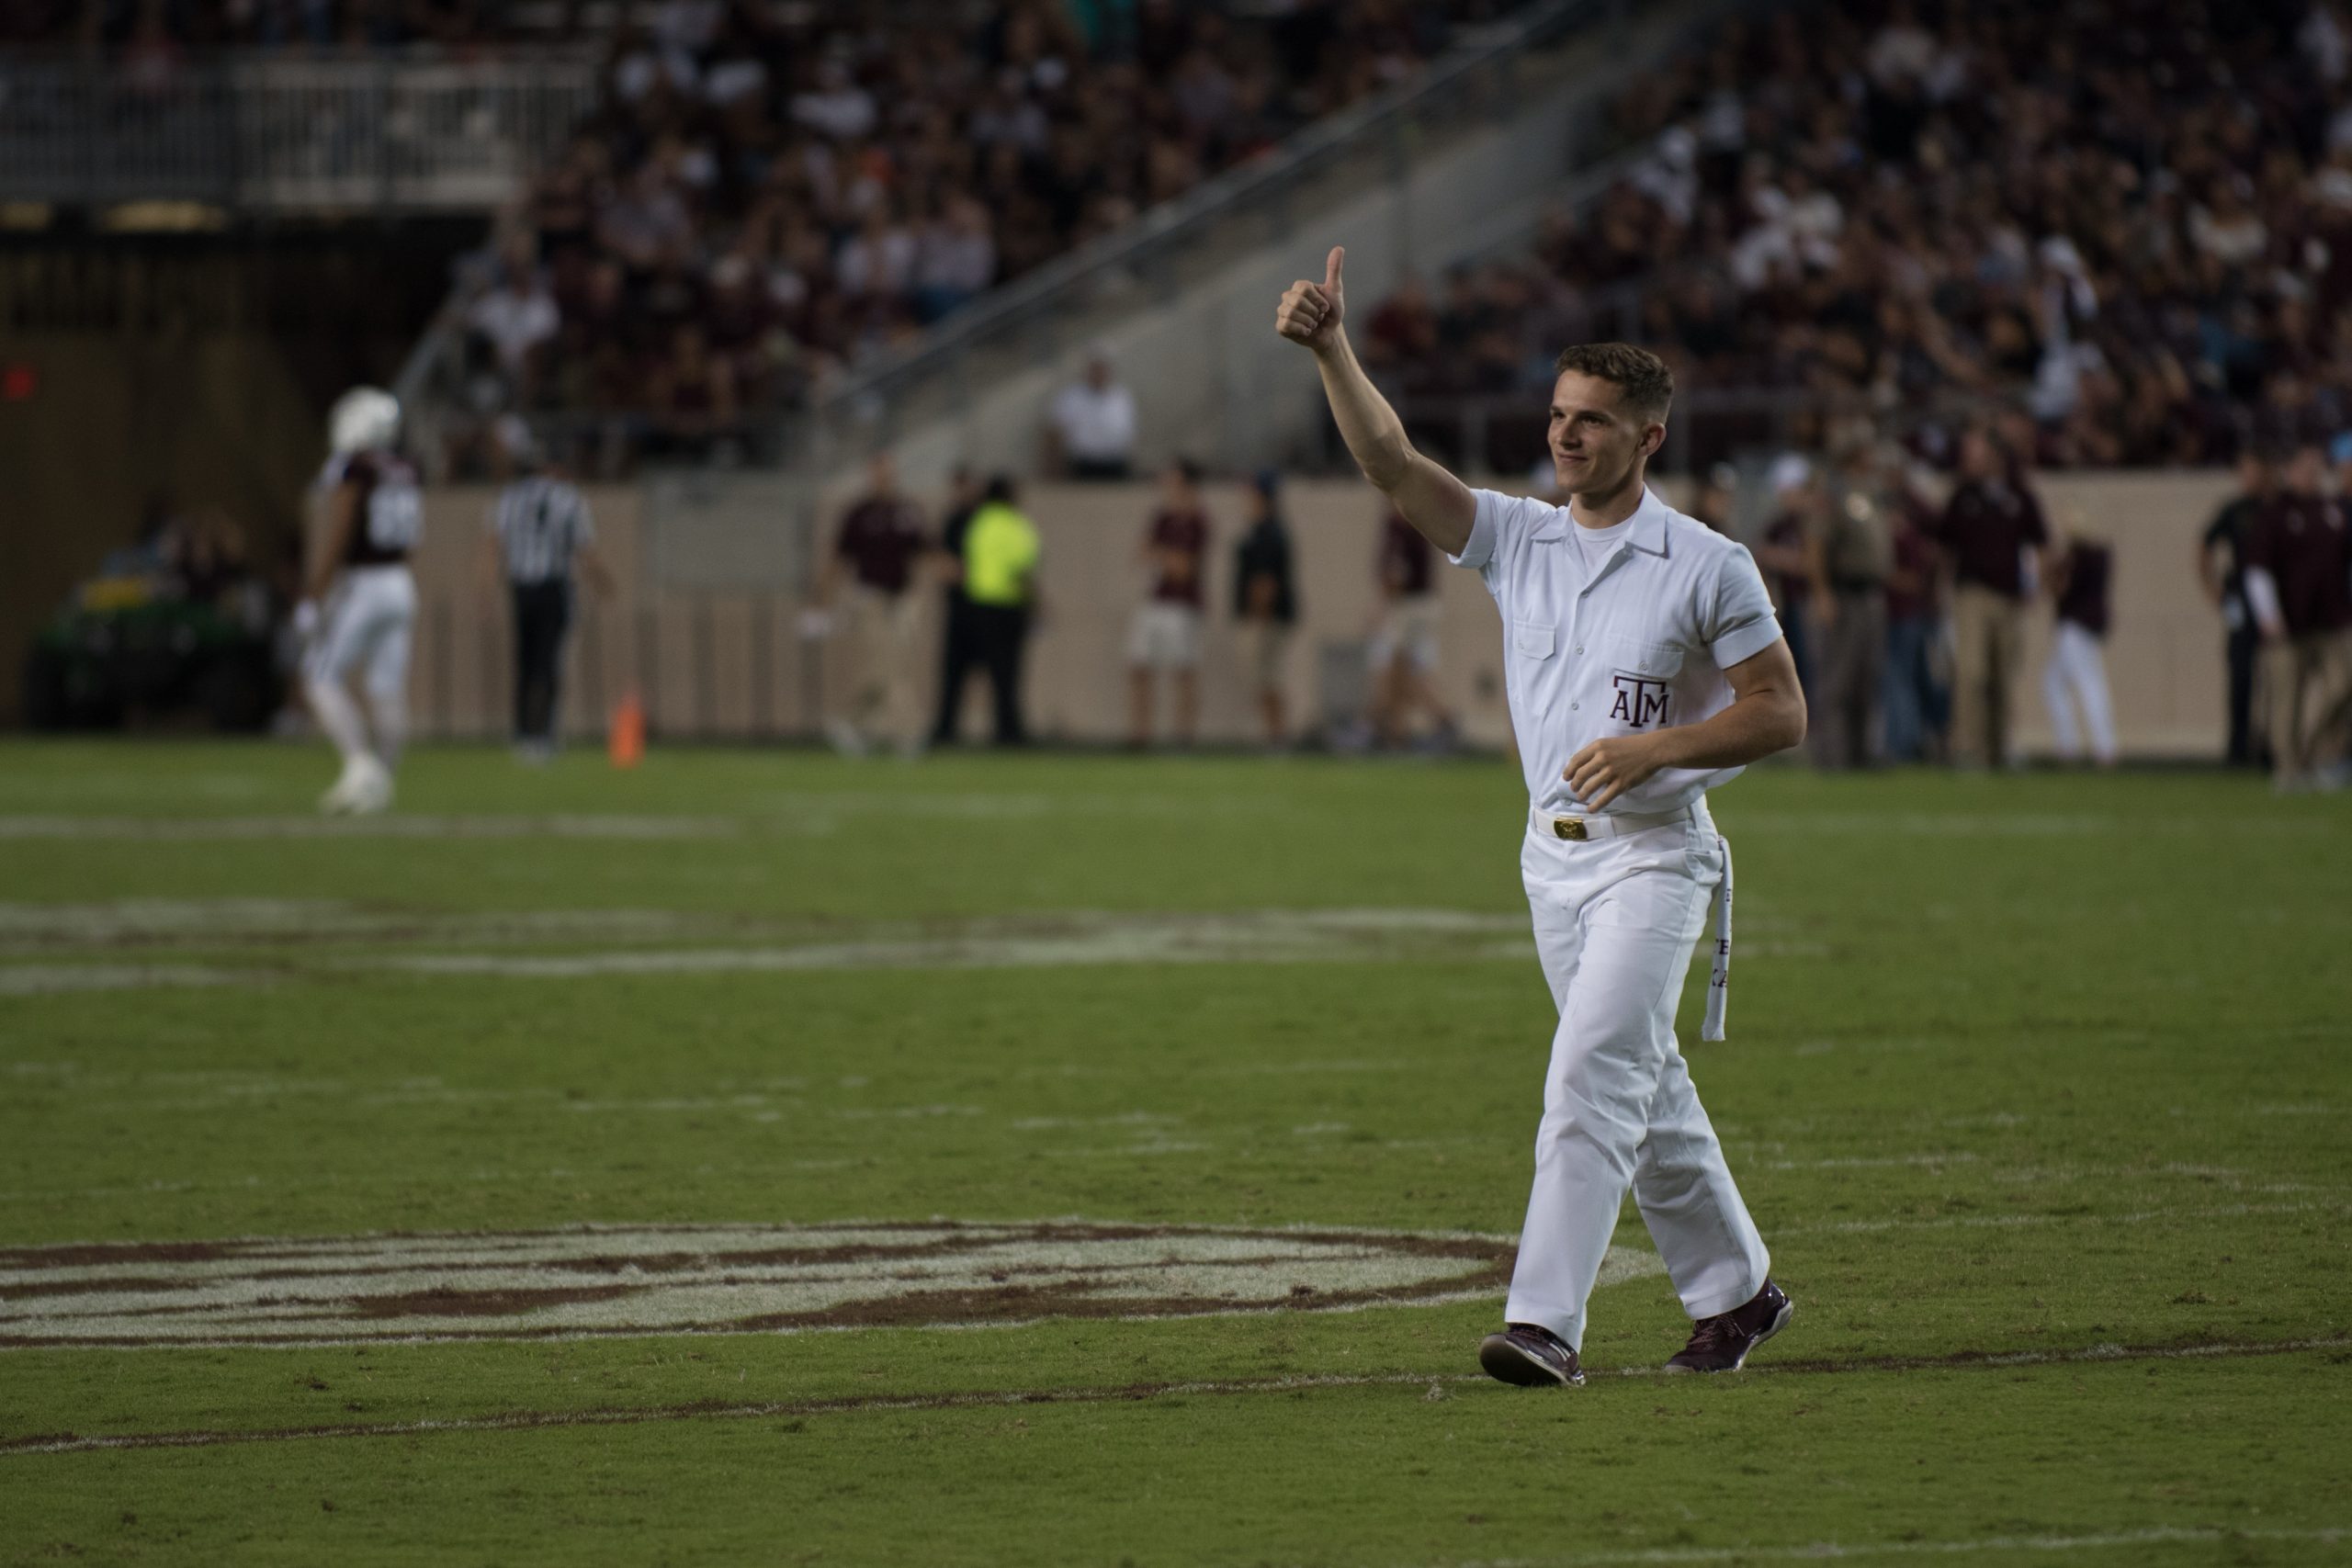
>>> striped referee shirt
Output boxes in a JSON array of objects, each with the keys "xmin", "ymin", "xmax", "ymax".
[{"xmin": 490, "ymin": 476, "xmax": 594, "ymax": 586}]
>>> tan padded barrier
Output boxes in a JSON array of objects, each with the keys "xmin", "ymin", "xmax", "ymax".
[{"xmin": 405, "ymin": 472, "xmax": 2237, "ymax": 758}]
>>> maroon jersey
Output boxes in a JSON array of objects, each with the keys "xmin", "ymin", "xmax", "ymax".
[
  {"xmin": 1761, "ymin": 511, "xmax": 1811, "ymax": 610},
  {"xmin": 2054, "ymin": 541, "xmax": 2112, "ymax": 637},
  {"xmin": 1378, "ymin": 510, "xmax": 1432, "ymax": 598},
  {"xmin": 1147, "ymin": 507, "xmax": 1209, "ymax": 607},
  {"xmin": 327, "ymin": 452, "xmax": 422, "ymax": 567},
  {"xmin": 2245, "ymin": 494, "xmax": 2352, "ymax": 635},
  {"xmin": 1937, "ymin": 477, "xmax": 2049, "ymax": 597},
  {"xmin": 834, "ymin": 496, "xmax": 927, "ymax": 595},
  {"xmin": 1883, "ymin": 515, "xmax": 1940, "ymax": 622}
]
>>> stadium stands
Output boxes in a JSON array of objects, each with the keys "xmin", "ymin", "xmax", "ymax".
[
  {"xmin": 378, "ymin": 0, "xmax": 1534, "ymax": 468},
  {"xmin": 1365, "ymin": 0, "xmax": 2352, "ymax": 468}
]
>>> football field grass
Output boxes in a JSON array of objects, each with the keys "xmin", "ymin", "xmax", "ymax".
[{"xmin": 0, "ymin": 739, "xmax": 2346, "ymax": 1566}]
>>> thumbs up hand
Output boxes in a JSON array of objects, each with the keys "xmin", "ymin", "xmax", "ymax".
[{"xmin": 1275, "ymin": 245, "xmax": 1348, "ymax": 355}]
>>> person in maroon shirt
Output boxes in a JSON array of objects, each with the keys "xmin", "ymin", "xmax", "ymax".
[
  {"xmin": 2040, "ymin": 526, "xmax": 2118, "ymax": 767},
  {"xmin": 1127, "ymin": 458, "xmax": 1212, "ymax": 747},
  {"xmin": 2243, "ymin": 444, "xmax": 2352, "ymax": 789},
  {"xmin": 1365, "ymin": 505, "xmax": 1457, "ymax": 750},
  {"xmin": 808, "ymin": 452, "xmax": 932, "ymax": 757},
  {"xmin": 1934, "ymin": 427, "xmax": 2049, "ymax": 768}
]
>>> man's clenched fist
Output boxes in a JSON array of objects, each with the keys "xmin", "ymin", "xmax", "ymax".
[{"xmin": 1275, "ymin": 246, "xmax": 1347, "ymax": 353}]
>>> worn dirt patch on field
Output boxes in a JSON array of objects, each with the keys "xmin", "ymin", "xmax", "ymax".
[{"xmin": 0, "ymin": 1221, "xmax": 1589, "ymax": 1348}]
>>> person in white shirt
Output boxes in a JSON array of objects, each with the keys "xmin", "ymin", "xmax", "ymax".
[
  {"xmin": 1277, "ymin": 248, "xmax": 1808, "ymax": 1389},
  {"xmin": 1046, "ymin": 351, "xmax": 1137, "ymax": 479}
]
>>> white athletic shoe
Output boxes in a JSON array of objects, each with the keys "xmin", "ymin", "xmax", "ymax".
[
  {"xmin": 318, "ymin": 758, "xmax": 371, "ymax": 815},
  {"xmin": 824, "ymin": 717, "xmax": 867, "ymax": 759},
  {"xmin": 347, "ymin": 757, "xmax": 395, "ymax": 815}
]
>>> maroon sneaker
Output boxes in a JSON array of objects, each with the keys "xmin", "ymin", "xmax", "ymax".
[
  {"xmin": 1478, "ymin": 1324, "xmax": 1586, "ymax": 1387},
  {"xmin": 1666, "ymin": 1280, "xmax": 1793, "ymax": 1373}
]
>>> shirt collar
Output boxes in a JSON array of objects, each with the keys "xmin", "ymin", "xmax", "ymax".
[{"xmin": 1625, "ymin": 486, "xmax": 1672, "ymax": 557}]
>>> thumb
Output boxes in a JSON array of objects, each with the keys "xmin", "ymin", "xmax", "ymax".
[{"xmin": 1324, "ymin": 245, "xmax": 1345, "ymax": 292}]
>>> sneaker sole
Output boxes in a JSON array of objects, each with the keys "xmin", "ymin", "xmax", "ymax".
[
  {"xmin": 1478, "ymin": 1335, "xmax": 1585, "ymax": 1388},
  {"xmin": 1664, "ymin": 1295, "xmax": 1795, "ymax": 1375}
]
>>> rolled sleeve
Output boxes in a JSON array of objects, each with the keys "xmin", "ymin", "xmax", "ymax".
[
  {"xmin": 1449, "ymin": 491, "xmax": 1503, "ymax": 572},
  {"xmin": 1453, "ymin": 489, "xmax": 1555, "ymax": 574},
  {"xmin": 1703, "ymin": 547, "xmax": 1783, "ymax": 670}
]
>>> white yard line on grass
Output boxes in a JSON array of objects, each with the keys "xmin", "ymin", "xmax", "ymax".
[{"xmin": 0, "ymin": 815, "xmax": 738, "ymax": 840}]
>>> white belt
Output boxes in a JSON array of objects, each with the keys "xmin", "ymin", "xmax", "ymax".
[
  {"xmin": 1527, "ymin": 804, "xmax": 1694, "ymax": 841},
  {"xmin": 1526, "ymin": 803, "xmax": 1736, "ymax": 1043}
]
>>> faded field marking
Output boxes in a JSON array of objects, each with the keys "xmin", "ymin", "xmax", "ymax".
[
  {"xmin": 0, "ymin": 1221, "xmax": 1544, "ymax": 1348},
  {"xmin": 0, "ymin": 964, "xmax": 247, "ymax": 996},
  {"xmin": 0, "ymin": 815, "xmax": 737, "ymax": 841},
  {"xmin": 1782, "ymin": 1199, "xmax": 2348, "ymax": 1237},
  {"xmin": 6, "ymin": 1335, "xmax": 2344, "ymax": 1458},
  {"xmin": 1429, "ymin": 1523, "xmax": 2351, "ymax": 1565}
]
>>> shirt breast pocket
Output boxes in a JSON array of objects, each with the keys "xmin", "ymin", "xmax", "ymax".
[
  {"xmin": 1601, "ymin": 637, "xmax": 1684, "ymax": 730},
  {"xmin": 1512, "ymin": 618, "xmax": 1556, "ymax": 660}
]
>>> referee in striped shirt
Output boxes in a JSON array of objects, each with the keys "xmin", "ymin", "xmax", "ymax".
[{"xmin": 481, "ymin": 428, "xmax": 613, "ymax": 761}]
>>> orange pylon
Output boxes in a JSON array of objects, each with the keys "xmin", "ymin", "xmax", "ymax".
[{"xmin": 609, "ymin": 689, "xmax": 645, "ymax": 768}]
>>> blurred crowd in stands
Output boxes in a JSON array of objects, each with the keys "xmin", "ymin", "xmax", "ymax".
[
  {"xmin": 416, "ymin": 0, "xmax": 1519, "ymax": 471},
  {"xmin": 1363, "ymin": 0, "xmax": 2352, "ymax": 469}
]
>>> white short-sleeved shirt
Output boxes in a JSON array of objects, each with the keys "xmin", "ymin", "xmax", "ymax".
[{"xmin": 1453, "ymin": 484, "xmax": 1782, "ymax": 816}]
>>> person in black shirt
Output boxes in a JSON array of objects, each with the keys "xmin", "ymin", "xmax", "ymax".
[
  {"xmin": 930, "ymin": 467, "xmax": 984, "ymax": 745},
  {"xmin": 1231, "ymin": 469, "xmax": 1298, "ymax": 747},
  {"xmin": 2197, "ymin": 451, "xmax": 2273, "ymax": 768}
]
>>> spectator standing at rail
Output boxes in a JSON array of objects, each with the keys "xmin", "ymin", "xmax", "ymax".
[
  {"xmin": 1232, "ymin": 468, "xmax": 1298, "ymax": 749},
  {"xmin": 1882, "ymin": 484, "xmax": 1948, "ymax": 764},
  {"xmin": 808, "ymin": 454, "xmax": 931, "ymax": 760},
  {"xmin": 1366, "ymin": 504, "xmax": 1457, "ymax": 751},
  {"xmin": 2041, "ymin": 524, "xmax": 2119, "ymax": 768},
  {"xmin": 1806, "ymin": 444, "xmax": 1894, "ymax": 770},
  {"xmin": 1753, "ymin": 457, "xmax": 1821, "ymax": 706},
  {"xmin": 2244, "ymin": 445, "xmax": 2352, "ymax": 792},
  {"xmin": 1046, "ymin": 352, "xmax": 1138, "ymax": 480},
  {"xmin": 481, "ymin": 425, "xmax": 614, "ymax": 763},
  {"xmin": 1935, "ymin": 428, "xmax": 2048, "ymax": 770},
  {"xmin": 2198, "ymin": 452, "xmax": 2274, "ymax": 769},
  {"xmin": 956, "ymin": 475, "xmax": 1041, "ymax": 747},
  {"xmin": 1127, "ymin": 459, "xmax": 1212, "ymax": 748}
]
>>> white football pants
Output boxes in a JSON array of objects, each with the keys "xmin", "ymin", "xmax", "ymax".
[
  {"xmin": 2041, "ymin": 621, "xmax": 2116, "ymax": 763},
  {"xmin": 304, "ymin": 565, "xmax": 416, "ymax": 769},
  {"xmin": 1506, "ymin": 800, "xmax": 1770, "ymax": 1349}
]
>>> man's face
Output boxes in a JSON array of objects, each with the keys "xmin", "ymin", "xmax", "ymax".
[
  {"xmin": 1959, "ymin": 431, "xmax": 1997, "ymax": 479},
  {"xmin": 2237, "ymin": 454, "xmax": 2268, "ymax": 493},
  {"xmin": 1547, "ymin": 371, "xmax": 1658, "ymax": 497},
  {"xmin": 2288, "ymin": 447, "xmax": 2324, "ymax": 493}
]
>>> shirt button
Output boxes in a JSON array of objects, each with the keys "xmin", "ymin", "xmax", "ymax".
[
  {"xmin": 1575, "ymin": 645, "xmax": 1584, "ymax": 654},
  {"xmin": 1571, "ymin": 702, "xmax": 1580, "ymax": 711}
]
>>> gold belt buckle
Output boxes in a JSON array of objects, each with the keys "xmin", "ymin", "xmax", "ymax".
[{"xmin": 1553, "ymin": 816, "xmax": 1588, "ymax": 841}]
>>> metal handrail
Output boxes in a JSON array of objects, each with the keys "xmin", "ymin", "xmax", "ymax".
[{"xmin": 0, "ymin": 56, "xmax": 595, "ymax": 211}]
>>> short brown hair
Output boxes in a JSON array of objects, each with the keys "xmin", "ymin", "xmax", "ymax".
[{"xmin": 1554, "ymin": 343, "xmax": 1673, "ymax": 422}]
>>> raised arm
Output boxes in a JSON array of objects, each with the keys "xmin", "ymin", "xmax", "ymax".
[{"xmin": 1276, "ymin": 246, "xmax": 1476, "ymax": 556}]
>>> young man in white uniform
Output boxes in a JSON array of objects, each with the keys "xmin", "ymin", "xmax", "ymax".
[
  {"xmin": 1278, "ymin": 250, "xmax": 1808, "ymax": 1387},
  {"xmin": 299, "ymin": 388, "xmax": 422, "ymax": 815}
]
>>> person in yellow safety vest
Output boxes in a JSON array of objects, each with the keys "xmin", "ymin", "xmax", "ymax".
[{"xmin": 955, "ymin": 473, "xmax": 1041, "ymax": 745}]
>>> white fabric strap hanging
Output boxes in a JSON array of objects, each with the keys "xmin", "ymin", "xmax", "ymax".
[{"xmin": 1702, "ymin": 834, "xmax": 1734, "ymax": 1042}]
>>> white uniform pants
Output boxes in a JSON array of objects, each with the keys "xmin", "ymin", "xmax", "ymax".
[
  {"xmin": 304, "ymin": 565, "xmax": 416, "ymax": 767},
  {"xmin": 1507, "ymin": 803, "xmax": 1770, "ymax": 1348},
  {"xmin": 2041, "ymin": 621, "xmax": 2116, "ymax": 763}
]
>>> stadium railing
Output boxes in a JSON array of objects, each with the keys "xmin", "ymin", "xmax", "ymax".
[{"xmin": 0, "ymin": 56, "xmax": 594, "ymax": 213}]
